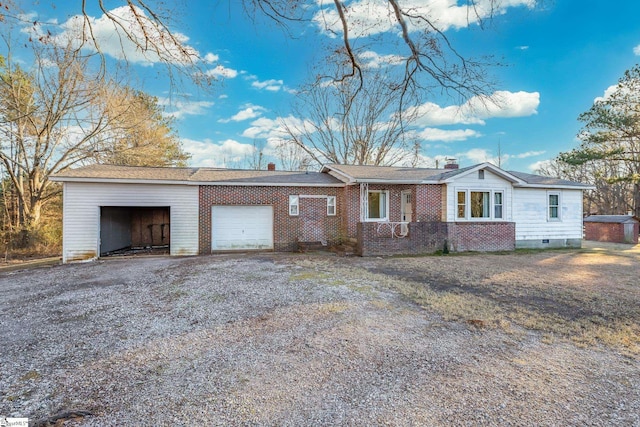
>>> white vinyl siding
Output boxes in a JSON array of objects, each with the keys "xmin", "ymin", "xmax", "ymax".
[
  {"xmin": 513, "ymin": 188, "xmax": 584, "ymax": 241},
  {"xmin": 447, "ymin": 170, "xmax": 512, "ymax": 222},
  {"xmin": 61, "ymin": 182, "xmax": 199, "ymax": 262}
]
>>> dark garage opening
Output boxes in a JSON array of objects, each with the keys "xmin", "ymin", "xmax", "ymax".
[{"xmin": 100, "ymin": 207, "xmax": 170, "ymax": 256}]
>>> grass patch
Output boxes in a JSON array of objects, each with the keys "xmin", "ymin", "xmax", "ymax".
[{"xmin": 295, "ymin": 251, "xmax": 640, "ymax": 355}]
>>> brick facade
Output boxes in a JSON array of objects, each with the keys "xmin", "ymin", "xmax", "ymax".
[
  {"xmin": 447, "ymin": 222, "xmax": 515, "ymax": 252},
  {"xmin": 415, "ymin": 184, "xmax": 444, "ymax": 222},
  {"xmin": 199, "ymin": 182, "xmax": 516, "ymax": 256},
  {"xmin": 357, "ymin": 221, "xmax": 515, "ymax": 256},
  {"xmin": 199, "ymin": 185, "xmax": 343, "ymax": 253}
]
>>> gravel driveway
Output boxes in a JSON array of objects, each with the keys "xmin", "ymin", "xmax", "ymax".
[{"xmin": 0, "ymin": 252, "xmax": 638, "ymax": 426}]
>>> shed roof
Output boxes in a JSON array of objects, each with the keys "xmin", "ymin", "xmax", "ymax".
[{"xmin": 584, "ymin": 215, "xmax": 639, "ymax": 224}]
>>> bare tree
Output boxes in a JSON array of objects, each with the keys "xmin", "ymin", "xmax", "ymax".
[
  {"xmin": 0, "ymin": 37, "xmax": 187, "ymax": 243},
  {"xmin": 281, "ymin": 68, "xmax": 422, "ymax": 166},
  {"xmin": 2, "ymin": 1, "xmax": 518, "ymax": 101}
]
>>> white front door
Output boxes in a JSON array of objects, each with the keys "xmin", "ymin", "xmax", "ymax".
[
  {"xmin": 211, "ymin": 205, "xmax": 274, "ymax": 250},
  {"xmin": 401, "ymin": 191, "xmax": 412, "ymax": 222}
]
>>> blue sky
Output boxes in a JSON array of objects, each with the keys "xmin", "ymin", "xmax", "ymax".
[{"xmin": 9, "ymin": 1, "xmax": 640, "ymax": 172}]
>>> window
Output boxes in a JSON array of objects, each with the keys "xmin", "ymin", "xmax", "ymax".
[
  {"xmin": 494, "ymin": 192, "xmax": 503, "ymax": 219},
  {"xmin": 457, "ymin": 191, "xmax": 466, "ymax": 219},
  {"xmin": 548, "ymin": 193, "xmax": 560, "ymax": 220},
  {"xmin": 327, "ymin": 196, "xmax": 336, "ymax": 216},
  {"xmin": 478, "ymin": 170, "xmax": 485, "ymax": 180},
  {"xmin": 456, "ymin": 189, "xmax": 504, "ymax": 220},
  {"xmin": 470, "ymin": 191, "xmax": 490, "ymax": 218},
  {"xmin": 289, "ymin": 195, "xmax": 299, "ymax": 216},
  {"xmin": 367, "ymin": 191, "xmax": 388, "ymax": 220}
]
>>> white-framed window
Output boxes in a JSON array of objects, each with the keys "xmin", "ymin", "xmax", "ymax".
[
  {"xmin": 456, "ymin": 189, "xmax": 505, "ymax": 220},
  {"xmin": 548, "ymin": 192, "xmax": 560, "ymax": 220},
  {"xmin": 289, "ymin": 195, "xmax": 299, "ymax": 216},
  {"xmin": 327, "ymin": 196, "xmax": 336, "ymax": 216},
  {"xmin": 494, "ymin": 191, "xmax": 503, "ymax": 219},
  {"xmin": 470, "ymin": 191, "xmax": 490, "ymax": 218},
  {"xmin": 366, "ymin": 190, "xmax": 389, "ymax": 221},
  {"xmin": 457, "ymin": 191, "xmax": 466, "ymax": 219}
]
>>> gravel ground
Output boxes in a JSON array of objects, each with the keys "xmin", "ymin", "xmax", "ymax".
[{"xmin": 0, "ymin": 252, "xmax": 638, "ymax": 426}]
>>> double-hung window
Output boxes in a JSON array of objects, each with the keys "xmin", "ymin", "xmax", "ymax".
[
  {"xmin": 457, "ymin": 191, "xmax": 466, "ymax": 219},
  {"xmin": 367, "ymin": 190, "xmax": 389, "ymax": 221},
  {"xmin": 548, "ymin": 192, "xmax": 560, "ymax": 220},
  {"xmin": 289, "ymin": 195, "xmax": 299, "ymax": 216},
  {"xmin": 494, "ymin": 192, "xmax": 503, "ymax": 219},
  {"xmin": 327, "ymin": 196, "xmax": 336, "ymax": 216}
]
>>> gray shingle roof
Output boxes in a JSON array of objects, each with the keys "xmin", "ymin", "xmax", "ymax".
[
  {"xmin": 584, "ymin": 215, "xmax": 639, "ymax": 224},
  {"xmin": 51, "ymin": 164, "xmax": 343, "ymax": 186},
  {"xmin": 507, "ymin": 171, "xmax": 593, "ymax": 188},
  {"xmin": 325, "ymin": 163, "xmax": 452, "ymax": 182}
]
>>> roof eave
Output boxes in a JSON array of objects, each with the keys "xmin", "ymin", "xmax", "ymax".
[
  {"xmin": 513, "ymin": 183, "xmax": 596, "ymax": 190},
  {"xmin": 49, "ymin": 177, "xmax": 190, "ymax": 185},
  {"xmin": 440, "ymin": 162, "xmax": 525, "ymax": 185},
  {"xmin": 51, "ymin": 176, "xmax": 345, "ymax": 187}
]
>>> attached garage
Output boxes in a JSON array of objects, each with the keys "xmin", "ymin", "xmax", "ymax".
[
  {"xmin": 51, "ymin": 166, "xmax": 200, "ymax": 263},
  {"xmin": 211, "ymin": 205, "xmax": 273, "ymax": 251},
  {"xmin": 100, "ymin": 206, "xmax": 171, "ymax": 255}
]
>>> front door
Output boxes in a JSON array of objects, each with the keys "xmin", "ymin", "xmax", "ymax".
[{"xmin": 401, "ymin": 191, "xmax": 412, "ymax": 222}]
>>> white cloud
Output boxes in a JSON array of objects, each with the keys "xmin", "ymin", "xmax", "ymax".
[
  {"xmin": 181, "ymin": 138, "xmax": 255, "ymax": 167},
  {"xmin": 594, "ymin": 84, "xmax": 618, "ymax": 103},
  {"xmin": 205, "ymin": 65, "xmax": 238, "ymax": 79},
  {"xmin": 359, "ymin": 51, "xmax": 405, "ymax": 68},
  {"xmin": 634, "ymin": 45, "xmax": 640, "ymax": 56},
  {"xmin": 409, "ymin": 90, "xmax": 540, "ymax": 126},
  {"xmin": 34, "ymin": 6, "xmax": 200, "ymax": 65},
  {"xmin": 313, "ymin": 0, "xmax": 535, "ymax": 38},
  {"xmin": 203, "ymin": 52, "xmax": 219, "ymax": 63},
  {"xmin": 219, "ymin": 105, "xmax": 267, "ymax": 123},
  {"xmin": 417, "ymin": 127, "xmax": 480, "ymax": 142},
  {"xmin": 251, "ymin": 78, "xmax": 285, "ymax": 92},
  {"xmin": 158, "ymin": 98, "xmax": 214, "ymax": 120},
  {"xmin": 511, "ymin": 150, "xmax": 545, "ymax": 159},
  {"xmin": 456, "ymin": 148, "xmax": 497, "ymax": 165},
  {"xmin": 528, "ymin": 159, "xmax": 552, "ymax": 172}
]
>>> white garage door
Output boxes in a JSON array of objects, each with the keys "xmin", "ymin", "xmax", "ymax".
[{"xmin": 211, "ymin": 205, "xmax": 274, "ymax": 251}]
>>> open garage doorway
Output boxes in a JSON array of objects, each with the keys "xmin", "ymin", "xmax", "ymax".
[{"xmin": 100, "ymin": 207, "xmax": 170, "ymax": 256}]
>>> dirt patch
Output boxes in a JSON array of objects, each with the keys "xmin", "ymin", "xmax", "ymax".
[{"xmin": 0, "ymin": 250, "xmax": 638, "ymax": 425}]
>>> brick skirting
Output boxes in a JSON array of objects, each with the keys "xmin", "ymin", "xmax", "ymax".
[{"xmin": 358, "ymin": 221, "xmax": 515, "ymax": 256}]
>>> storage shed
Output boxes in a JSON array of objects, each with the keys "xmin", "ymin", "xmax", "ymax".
[{"xmin": 584, "ymin": 215, "xmax": 639, "ymax": 244}]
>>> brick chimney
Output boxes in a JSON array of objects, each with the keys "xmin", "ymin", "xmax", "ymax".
[
  {"xmin": 267, "ymin": 162, "xmax": 276, "ymax": 171},
  {"xmin": 444, "ymin": 158, "xmax": 459, "ymax": 170}
]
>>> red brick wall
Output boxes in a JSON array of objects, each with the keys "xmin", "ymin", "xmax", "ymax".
[
  {"xmin": 199, "ymin": 186, "xmax": 343, "ymax": 253},
  {"xmin": 358, "ymin": 221, "xmax": 515, "ymax": 256},
  {"xmin": 415, "ymin": 184, "xmax": 444, "ymax": 222},
  {"xmin": 357, "ymin": 221, "xmax": 448, "ymax": 256},
  {"xmin": 584, "ymin": 222, "xmax": 639, "ymax": 244},
  {"xmin": 344, "ymin": 184, "xmax": 416, "ymax": 237},
  {"xmin": 448, "ymin": 222, "xmax": 515, "ymax": 252}
]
